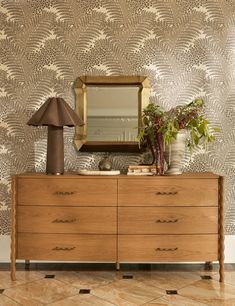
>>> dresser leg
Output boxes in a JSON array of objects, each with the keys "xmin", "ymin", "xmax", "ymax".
[
  {"xmin": 219, "ymin": 259, "xmax": 224, "ymax": 282},
  {"xmin": 10, "ymin": 260, "xmax": 16, "ymax": 281},
  {"xmin": 11, "ymin": 176, "xmax": 16, "ymax": 281},
  {"xmin": 219, "ymin": 176, "xmax": 225, "ymax": 283},
  {"xmin": 116, "ymin": 262, "xmax": 120, "ymax": 270},
  {"xmin": 25, "ymin": 260, "xmax": 30, "ymax": 270},
  {"xmin": 205, "ymin": 261, "xmax": 213, "ymax": 271}
]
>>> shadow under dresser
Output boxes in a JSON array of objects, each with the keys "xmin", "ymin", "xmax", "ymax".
[{"xmin": 11, "ymin": 172, "xmax": 224, "ymax": 282}]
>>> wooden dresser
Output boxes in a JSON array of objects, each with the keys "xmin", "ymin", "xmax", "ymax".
[{"xmin": 11, "ymin": 172, "xmax": 224, "ymax": 282}]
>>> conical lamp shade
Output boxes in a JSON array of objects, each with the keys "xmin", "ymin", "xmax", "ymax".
[
  {"xmin": 27, "ymin": 97, "xmax": 84, "ymax": 175},
  {"xmin": 27, "ymin": 97, "xmax": 84, "ymax": 127}
]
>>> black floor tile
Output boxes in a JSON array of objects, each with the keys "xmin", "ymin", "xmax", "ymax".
[
  {"xmin": 201, "ymin": 275, "xmax": 212, "ymax": 280},
  {"xmin": 79, "ymin": 289, "xmax": 90, "ymax": 294},
  {"xmin": 166, "ymin": 290, "xmax": 178, "ymax": 295},
  {"xmin": 45, "ymin": 274, "xmax": 55, "ymax": 278},
  {"xmin": 122, "ymin": 275, "xmax": 133, "ymax": 279}
]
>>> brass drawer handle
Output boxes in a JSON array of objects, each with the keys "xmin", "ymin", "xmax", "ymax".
[
  {"xmin": 53, "ymin": 246, "xmax": 76, "ymax": 251},
  {"xmin": 54, "ymin": 191, "xmax": 75, "ymax": 196},
  {"xmin": 156, "ymin": 247, "xmax": 178, "ymax": 252},
  {"xmin": 52, "ymin": 218, "xmax": 77, "ymax": 223},
  {"xmin": 156, "ymin": 219, "xmax": 178, "ymax": 223},
  {"xmin": 155, "ymin": 191, "xmax": 178, "ymax": 195}
]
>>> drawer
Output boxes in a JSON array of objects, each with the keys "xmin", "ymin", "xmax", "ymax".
[
  {"xmin": 118, "ymin": 178, "xmax": 218, "ymax": 206},
  {"xmin": 17, "ymin": 233, "xmax": 116, "ymax": 261},
  {"xmin": 118, "ymin": 235, "xmax": 218, "ymax": 262},
  {"xmin": 17, "ymin": 206, "xmax": 117, "ymax": 234},
  {"xmin": 17, "ymin": 178, "xmax": 117, "ymax": 206},
  {"xmin": 118, "ymin": 207, "xmax": 218, "ymax": 234}
]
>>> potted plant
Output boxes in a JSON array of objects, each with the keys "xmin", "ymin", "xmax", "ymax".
[{"xmin": 138, "ymin": 99, "xmax": 219, "ymax": 175}]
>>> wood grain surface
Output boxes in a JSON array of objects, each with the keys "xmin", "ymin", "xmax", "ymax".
[
  {"xmin": 18, "ymin": 206, "xmax": 117, "ymax": 234},
  {"xmin": 118, "ymin": 235, "xmax": 218, "ymax": 262},
  {"xmin": 17, "ymin": 233, "xmax": 116, "ymax": 261},
  {"xmin": 118, "ymin": 178, "xmax": 218, "ymax": 206},
  {"xmin": 118, "ymin": 207, "xmax": 218, "ymax": 234},
  {"xmin": 17, "ymin": 178, "xmax": 117, "ymax": 206}
]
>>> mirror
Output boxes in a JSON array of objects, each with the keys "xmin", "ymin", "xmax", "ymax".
[{"xmin": 74, "ymin": 76, "xmax": 150, "ymax": 152}]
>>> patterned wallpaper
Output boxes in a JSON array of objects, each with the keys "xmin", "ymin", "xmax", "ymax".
[{"xmin": 0, "ymin": 0, "xmax": 235, "ymax": 235}]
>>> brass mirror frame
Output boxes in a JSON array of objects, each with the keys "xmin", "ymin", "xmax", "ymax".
[{"xmin": 74, "ymin": 76, "xmax": 150, "ymax": 152}]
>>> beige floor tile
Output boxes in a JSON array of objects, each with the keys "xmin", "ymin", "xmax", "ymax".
[
  {"xmin": 133, "ymin": 271, "xmax": 200, "ymax": 290},
  {"xmin": 0, "ymin": 271, "xmax": 44, "ymax": 289},
  {"xmin": 92, "ymin": 279, "xmax": 165, "ymax": 306},
  {"xmin": 195, "ymin": 270, "xmax": 219, "ymax": 276},
  {"xmin": 1, "ymin": 269, "xmax": 234, "ymax": 306},
  {"xmin": 214, "ymin": 271, "xmax": 235, "ymax": 286},
  {"xmin": 4, "ymin": 278, "xmax": 80, "ymax": 306},
  {"xmin": 144, "ymin": 294, "xmax": 209, "ymax": 305},
  {"xmin": 51, "ymin": 271, "xmax": 119, "ymax": 289},
  {"xmin": 0, "ymin": 295, "xmax": 21, "ymax": 306},
  {"xmin": 178, "ymin": 279, "xmax": 235, "ymax": 306},
  {"xmin": 48, "ymin": 293, "xmax": 116, "ymax": 306},
  {"xmin": 40, "ymin": 271, "xmax": 80, "ymax": 284}
]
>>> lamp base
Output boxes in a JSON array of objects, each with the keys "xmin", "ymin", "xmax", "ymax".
[
  {"xmin": 46, "ymin": 126, "xmax": 64, "ymax": 175},
  {"xmin": 47, "ymin": 172, "xmax": 64, "ymax": 175}
]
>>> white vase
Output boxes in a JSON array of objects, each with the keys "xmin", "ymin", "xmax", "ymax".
[{"xmin": 165, "ymin": 129, "xmax": 186, "ymax": 175}]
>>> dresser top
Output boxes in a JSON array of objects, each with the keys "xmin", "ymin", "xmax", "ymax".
[{"xmin": 13, "ymin": 172, "xmax": 220, "ymax": 179}]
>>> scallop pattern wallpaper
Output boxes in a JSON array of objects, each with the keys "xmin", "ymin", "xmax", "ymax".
[{"xmin": 0, "ymin": 0, "xmax": 235, "ymax": 235}]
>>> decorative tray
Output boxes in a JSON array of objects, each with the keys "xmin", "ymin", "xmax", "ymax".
[
  {"xmin": 127, "ymin": 172, "xmax": 154, "ymax": 176},
  {"xmin": 78, "ymin": 169, "xmax": 120, "ymax": 176}
]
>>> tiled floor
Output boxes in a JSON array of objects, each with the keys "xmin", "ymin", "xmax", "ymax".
[{"xmin": 0, "ymin": 264, "xmax": 235, "ymax": 305}]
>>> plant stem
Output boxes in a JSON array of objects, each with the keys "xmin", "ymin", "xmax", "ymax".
[
  {"xmin": 146, "ymin": 135, "xmax": 155, "ymax": 165},
  {"xmin": 157, "ymin": 133, "xmax": 164, "ymax": 175}
]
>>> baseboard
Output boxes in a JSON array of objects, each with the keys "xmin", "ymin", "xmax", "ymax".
[
  {"xmin": 0, "ymin": 235, "xmax": 10, "ymax": 263},
  {"xmin": 1, "ymin": 235, "xmax": 235, "ymax": 263},
  {"xmin": 224, "ymin": 235, "xmax": 235, "ymax": 263}
]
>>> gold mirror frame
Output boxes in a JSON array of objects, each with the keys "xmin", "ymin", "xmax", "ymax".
[{"xmin": 74, "ymin": 76, "xmax": 150, "ymax": 152}]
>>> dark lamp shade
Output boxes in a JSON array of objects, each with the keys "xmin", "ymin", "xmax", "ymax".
[
  {"xmin": 27, "ymin": 97, "xmax": 84, "ymax": 175},
  {"xmin": 27, "ymin": 97, "xmax": 84, "ymax": 127}
]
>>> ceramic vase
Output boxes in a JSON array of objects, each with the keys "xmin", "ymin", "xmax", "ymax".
[{"xmin": 165, "ymin": 129, "xmax": 186, "ymax": 175}]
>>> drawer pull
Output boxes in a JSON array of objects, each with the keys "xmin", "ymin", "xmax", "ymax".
[
  {"xmin": 52, "ymin": 218, "xmax": 77, "ymax": 223},
  {"xmin": 53, "ymin": 246, "xmax": 76, "ymax": 251},
  {"xmin": 54, "ymin": 191, "xmax": 75, "ymax": 196},
  {"xmin": 156, "ymin": 247, "xmax": 178, "ymax": 252},
  {"xmin": 155, "ymin": 191, "xmax": 178, "ymax": 195},
  {"xmin": 156, "ymin": 219, "xmax": 178, "ymax": 223}
]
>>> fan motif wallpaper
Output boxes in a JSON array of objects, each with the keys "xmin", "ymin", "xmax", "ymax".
[{"xmin": 0, "ymin": 0, "xmax": 235, "ymax": 235}]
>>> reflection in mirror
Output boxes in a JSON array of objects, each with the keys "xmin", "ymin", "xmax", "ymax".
[{"xmin": 87, "ymin": 86, "xmax": 139, "ymax": 142}]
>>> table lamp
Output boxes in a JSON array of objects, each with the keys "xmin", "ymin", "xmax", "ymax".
[{"xmin": 27, "ymin": 97, "xmax": 84, "ymax": 175}]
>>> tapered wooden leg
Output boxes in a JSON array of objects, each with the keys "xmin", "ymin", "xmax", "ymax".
[
  {"xmin": 219, "ymin": 176, "xmax": 225, "ymax": 283},
  {"xmin": 10, "ymin": 176, "xmax": 16, "ymax": 281},
  {"xmin": 205, "ymin": 261, "xmax": 213, "ymax": 271},
  {"xmin": 25, "ymin": 260, "xmax": 30, "ymax": 270},
  {"xmin": 116, "ymin": 262, "xmax": 120, "ymax": 270},
  {"xmin": 219, "ymin": 259, "xmax": 224, "ymax": 282},
  {"xmin": 10, "ymin": 258, "xmax": 16, "ymax": 281}
]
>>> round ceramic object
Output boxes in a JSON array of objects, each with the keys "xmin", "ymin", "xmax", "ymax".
[{"xmin": 98, "ymin": 158, "xmax": 112, "ymax": 171}]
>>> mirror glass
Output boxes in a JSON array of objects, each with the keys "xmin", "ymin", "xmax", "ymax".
[{"xmin": 87, "ymin": 86, "xmax": 139, "ymax": 142}]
